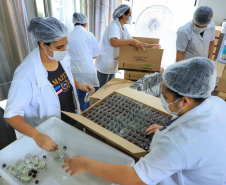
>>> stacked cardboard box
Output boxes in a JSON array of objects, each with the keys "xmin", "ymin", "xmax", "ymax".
[
  {"xmin": 63, "ymin": 88, "xmax": 172, "ymax": 158},
  {"xmin": 119, "ymin": 37, "xmax": 163, "ymax": 81},
  {"xmin": 216, "ymin": 63, "xmax": 226, "ymax": 92}
]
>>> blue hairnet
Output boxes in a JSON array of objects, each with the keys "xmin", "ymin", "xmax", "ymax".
[
  {"xmin": 162, "ymin": 57, "xmax": 216, "ymax": 98},
  {"xmin": 27, "ymin": 17, "xmax": 68, "ymax": 43},
  {"xmin": 113, "ymin": 4, "xmax": 130, "ymax": 20},
  {"xmin": 193, "ymin": 6, "xmax": 213, "ymax": 25},
  {"xmin": 72, "ymin": 12, "xmax": 88, "ymax": 24}
]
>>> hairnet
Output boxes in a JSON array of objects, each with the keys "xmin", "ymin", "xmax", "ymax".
[
  {"xmin": 162, "ymin": 57, "xmax": 216, "ymax": 98},
  {"xmin": 193, "ymin": 6, "xmax": 213, "ymax": 25},
  {"xmin": 27, "ymin": 17, "xmax": 68, "ymax": 43},
  {"xmin": 113, "ymin": 4, "xmax": 130, "ymax": 20},
  {"xmin": 72, "ymin": 12, "xmax": 88, "ymax": 24}
]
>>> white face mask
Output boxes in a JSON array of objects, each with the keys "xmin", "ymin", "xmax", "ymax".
[
  {"xmin": 193, "ymin": 25, "xmax": 207, "ymax": 33},
  {"xmin": 126, "ymin": 16, "xmax": 132, "ymax": 24},
  {"xmin": 44, "ymin": 46, "xmax": 67, "ymax": 61},
  {"xmin": 160, "ymin": 93, "xmax": 185, "ymax": 116}
]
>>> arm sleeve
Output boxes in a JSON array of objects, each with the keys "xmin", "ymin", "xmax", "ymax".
[
  {"xmin": 108, "ymin": 25, "xmax": 121, "ymax": 40},
  {"xmin": 210, "ymin": 23, "xmax": 216, "ymax": 42},
  {"xmin": 92, "ymin": 35, "xmax": 99, "ymax": 57},
  {"xmin": 176, "ymin": 30, "xmax": 189, "ymax": 52},
  {"xmin": 133, "ymin": 135, "xmax": 187, "ymax": 185},
  {"xmin": 4, "ymin": 80, "xmax": 32, "ymax": 118}
]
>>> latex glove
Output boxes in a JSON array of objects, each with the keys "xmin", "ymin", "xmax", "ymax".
[
  {"xmin": 32, "ymin": 132, "xmax": 58, "ymax": 151},
  {"xmin": 80, "ymin": 84, "xmax": 95, "ymax": 95},
  {"xmin": 62, "ymin": 155, "xmax": 88, "ymax": 176},
  {"xmin": 145, "ymin": 124, "xmax": 163, "ymax": 135}
]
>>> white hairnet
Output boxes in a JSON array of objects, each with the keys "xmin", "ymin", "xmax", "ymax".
[
  {"xmin": 113, "ymin": 4, "xmax": 130, "ymax": 20},
  {"xmin": 72, "ymin": 12, "xmax": 88, "ymax": 24},
  {"xmin": 162, "ymin": 57, "xmax": 216, "ymax": 98},
  {"xmin": 193, "ymin": 6, "xmax": 213, "ymax": 25},
  {"xmin": 27, "ymin": 17, "xmax": 68, "ymax": 43}
]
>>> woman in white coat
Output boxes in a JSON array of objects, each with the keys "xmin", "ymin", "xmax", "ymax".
[
  {"xmin": 95, "ymin": 4, "xmax": 160, "ymax": 87},
  {"xmin": 62, "ymin": 57, "xmax": 226, "ymax": 185},
  {"xmin": 4, "ymin": 17, "xmax": 95, "ymax": 152},
  {"xmin": 67, "ymin": 12, "xmax": 99, "ymax": 111}
]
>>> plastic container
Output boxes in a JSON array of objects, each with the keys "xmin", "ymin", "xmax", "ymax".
[{"xmin": 0, "ymin": 117, "xmax": 135, "ymax": 185}]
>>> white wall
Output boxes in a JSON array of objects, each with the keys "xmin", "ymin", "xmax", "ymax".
[
  {"xmin": 126, "ymin": 0, "xmax": 196, "ymax": 67},
  {"xmin": 197, "ymin": 0, "xmax": 226, "ymax": 25}
]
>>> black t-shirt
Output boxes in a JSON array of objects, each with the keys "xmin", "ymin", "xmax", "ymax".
[{"xmin": 47, "ymin": 62, "xmax": 76, "ymax": 114}]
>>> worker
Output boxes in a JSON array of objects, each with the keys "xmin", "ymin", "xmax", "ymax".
[
  {"xmin": 62, "ymin": 57, "xmax": 226, "ymax": 185},
  {"xmin": 176, "ymin": 6, "xmax": 215, "ymax": 62},
  {"xmin": 95, "ymin": 4, "xmax": 160, "ymax": 87},
  {"xmin": 4, "ymin": 17, "xmax": 95, "ymax": 152},
  {"xmin": 67, "ymin": 12, "xmax": 99, "ymax": 111}
]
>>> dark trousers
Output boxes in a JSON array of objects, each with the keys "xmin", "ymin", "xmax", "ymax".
[
  {"xmin": 76, "ymin": 87, "xmax": 100, "ymax": 111},
  {"xmin": 97, "ymin": 71, "xmax": 115, "ymax": 87}
]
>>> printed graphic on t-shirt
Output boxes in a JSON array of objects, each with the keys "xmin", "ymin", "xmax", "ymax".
[{"xmin": 51, "ymin": 72, "xmax": 71, "ymax": 95}]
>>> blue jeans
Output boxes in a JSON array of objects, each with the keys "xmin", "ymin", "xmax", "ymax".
[
  {"xmin": 77, "ymin": 87, "xmax": 99, "ymax": 111},
  {"xmin": 97, "ymin": 71, "xmax": 115, "ymax": 87}
]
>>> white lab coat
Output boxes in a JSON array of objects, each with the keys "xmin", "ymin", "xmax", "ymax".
[
  {"xmin": 67, "ymin": 25, "xmax": 100, "ymax": 87},
  {"xmin": 95, "ymin": 19, "xmax": 132, "ymax": 74},
  {"xmin": 134, "ymin": 96, "xmax": 226, "ymax": 185},
  {"xmin": 4, "ymin": 47, "xmax": 80, "ymax": 127},
  {"xmin": 176, "ymin": 21, "xmax": 215, "ymax": 59}
]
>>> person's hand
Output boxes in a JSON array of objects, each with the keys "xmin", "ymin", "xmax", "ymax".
[
  {"xmin": 80, "ymin": 84, "xmax": 95, "ymax": 95},
  {"xmin": 32, "ymin": 132, "xmax": 58, "ymax": 151},
  {"xmin": 131, "ymin": 40, "xmax": 146, "ymax": 50},
  {"xmin": 147, "ymin": 44, "xmax": 161, "ymax": 49},
  {"xmin": 62, "ymin": 155, "xmax": 89, "ymax": 176},
  {"xmin": 146, "ymin": 124, "xmax": 163, "ymax": 135}
]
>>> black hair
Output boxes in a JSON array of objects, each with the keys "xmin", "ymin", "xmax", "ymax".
[
  {"xmin": 118, "ymin": 8, "xmax": 130, "ymax": 20},
  {"xmin": 74, "ymin": 23, "xmax": 85, "ymax": 26},
  {"xmin": 37, "ymin": 42, "xmax": 51, "ymax": 46},
  {"xmin": 166, "ymin": 86, "xmax": 206, "ymax": 104}
]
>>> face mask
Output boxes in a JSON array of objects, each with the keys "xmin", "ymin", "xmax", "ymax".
[
  {"xmin": 193, "ymin": 25, "xmax": 207, "ymax": 33},
  {"xmin": 160, "ymin": 93, "xmax": 185, "ymax": 116},
  {"xmin": 126, "ymin": 16, "xmax": 132, "ymax": 24},
  {"xmin": 44, "ymin": 46, "xmax": 67, "ymax": 61}
]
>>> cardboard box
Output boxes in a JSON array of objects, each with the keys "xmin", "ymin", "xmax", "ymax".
[
  {"xmin": 218, "ymin": 92, "xmax": 226, "ymax": 101},
  {"xmin": 216, "ymin": 65, "xmax": 226, "ymax": 93},
  {"xmin": 119, "ymin": 37, "xmax": 163, "ymax": 72},
  {"xmin": 90, "ymin": 78, "xmax": 134, "ymax": 106},
  {"xmin": 124, "ymin": 67, "xmax": 164, "ymax": 81},
  {"xmin": 124, "ymin": 70, "xmax": 152, "ymax": 81},
  {"xmin": 63, "ymin": 87, "xmax": 173, "ymax": 158}
]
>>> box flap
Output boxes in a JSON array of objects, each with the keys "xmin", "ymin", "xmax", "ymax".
[
  {"xmin": 218, "ymin": 92, "xmax": 226, "ymax": 100},
  {"xmin": 90, "ymin": 78, "xmax": 133, "ymax": 99},
  {"xmin": 213, "ymin": 61, "xmax": 225, "ymax": 78},
  {"xmin": 132, "ymin": 37, "xmax": 159, "ymax": 44},
  {"xmin": 62, "ymin": 112, "xmax": 145, "ymax": 154}
]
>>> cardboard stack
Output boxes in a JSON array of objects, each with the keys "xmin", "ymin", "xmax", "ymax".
[{"xmin": 119, "ymin": 37, "xmax": 164, "ymax": 81}]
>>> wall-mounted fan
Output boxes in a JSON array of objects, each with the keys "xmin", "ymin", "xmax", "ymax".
[{"xmin": 135, "ymin": 5, "xmax": 173, "ymax": 38}]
